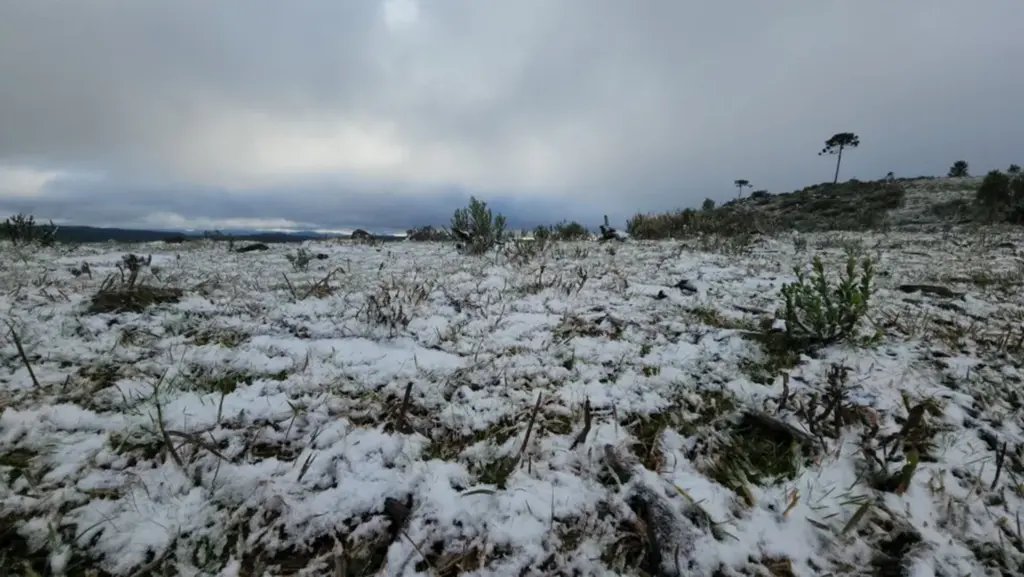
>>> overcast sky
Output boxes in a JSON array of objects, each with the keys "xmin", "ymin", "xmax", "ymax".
[{"xmin": 1, "ymin": 0, "xmax": 1022, "ymax": 232}]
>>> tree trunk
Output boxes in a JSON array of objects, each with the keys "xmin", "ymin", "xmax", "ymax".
[{"xmin": 833, "ymin": 146, "xmax": 844, "ymax": 184}]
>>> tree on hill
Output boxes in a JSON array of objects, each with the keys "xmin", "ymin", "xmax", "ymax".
[
  {"xmin": 948, "ymin": 160, "xmax": 970, "ymax": 178},
  {"xmin": 818, "ymin": 132, "xmax": 860, "ymax": 184},
  {"xmin": 1009, "ymin": 164, "xmax": 1021, "ymax": 175},
  {"xmin": 734, "ymin": 179, "xmax": 751, "ymax": 199},
  {"xmin": 701, "ymin": 198, "xmax": 715, "ymax": 211}
]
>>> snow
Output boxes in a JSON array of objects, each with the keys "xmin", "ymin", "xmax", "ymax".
[{"xmin": 1, "ymin": 231, "xmax": 1022, "ymax": 576}]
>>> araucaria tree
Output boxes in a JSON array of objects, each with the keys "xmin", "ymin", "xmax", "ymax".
[
  {"xmin": 734, "ymin": 179, "xmax": 751, "ymax": 198},
  {"xmin": 818, "ymin": 132, "xmax": 860, "ymax": 184},
  {"xmin": 948, "ymin": 160, "xmax": 970, "ymax": 178}
]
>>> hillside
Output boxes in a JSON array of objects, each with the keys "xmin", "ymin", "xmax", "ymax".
[{"xmin": 715, "ymin": 176, "xmax": 980, "ymax": 233}]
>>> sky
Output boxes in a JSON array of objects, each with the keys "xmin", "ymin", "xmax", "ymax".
[{"xmin": 1, "ymin": 0, "xmax": 1022, "ymax": 233}]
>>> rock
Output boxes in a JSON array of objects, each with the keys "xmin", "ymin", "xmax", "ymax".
[
  {"xmin": 235, "ymin": 243, "xmax": 270, "ymax": 253},
  {"xmin": 598, "ymin": 225, "xmax": 629, "ymax": 242},
  {"xmin": 604, "ymin": 445, "xmax": 704, "ymax": 576},
  {"xmin": 897, "ymin": 284, "xmax": 963, "ymax": 299},
  {"xmin": 675, "ymin": 279, "xmax": 698, "ymax": 293}
]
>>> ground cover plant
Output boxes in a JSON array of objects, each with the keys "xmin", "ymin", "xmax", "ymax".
[{"xmin": 1, "ymin": 220, "xmax": 1023, "ymax": 576}]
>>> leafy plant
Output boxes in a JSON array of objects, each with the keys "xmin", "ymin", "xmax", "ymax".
[
  {"xmin": 778, "ymin": 254, "xmax": 876, "ymax": 349},
  {"xmin": 451, "ymin": 196, "xmax": 507, "ymax": 254},
  {"xmin": 552, "ymin": 220, "xmax": 589, "ymax": 241},
  {"xmin": 0, "ymin": 213, "xmax": 58, "ymax": 246},
  {"xmin": 286, "ymin": 248, "xmax": 314, "ymax": 271}
]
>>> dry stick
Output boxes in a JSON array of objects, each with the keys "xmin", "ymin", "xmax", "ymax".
[
  {"xmin": 5, "ymin": 320, "xmax": 40, "ymax": 389},
  {"xmin": 396, "ymin": 381, "xmax": 414, "ymax": 434},
  {"xmin": 516, "ymin": 392, "xmax": 545, "ymax": 468},
  {"xmin": 151, "ymin": 370, "xmax": 185, "ymax": 469},
  {"xmin": 991, "ymin": 441, "xmax": 1008, "ymax": 491},
  {"xmin": 302, "ymin": 267, "xmax": 344, "ymax": 300},
  {"xmin": 569, "ymin": 398, "xmax": 592, "ymax": 450},
  {"xmin": 777, "ymin": 373, "xmax": 791, "ymax": 414},
  {"xmin": 281, "ymin": 273, "xmax": 299, "ymax": 300}
]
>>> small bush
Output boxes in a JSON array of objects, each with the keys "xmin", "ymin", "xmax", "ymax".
[
  {"xmin": 975, "ymin": 170, "xmax": 1012, "ymax": 217},
  {"xmin": 552, "ymin": 220, "xmax": 589, "ymax": 241},
  {"xmin": 286, "ymin": 248, "xmax": 314, "ymax": 271},
  {"xmin": 405, "ymin": 226, "xmax": 450, "ymax": 242},
  {"xmin": 531, "ymin": 221, "xmax": 588, "ymax": 242},
  {"xmin": 451, "ymin": 196, "xmax": 506, "ymax": 254},
  {"xmin": 777, "ymin": 255, "xmax": 876, "ymax": 349},
  {"xmin": 0, "ymin": 213, "xmax": 57, "ymax": 246},
  {"xmin": 88, "ymin": 254, "xmax": 182, "ymax": 314}
]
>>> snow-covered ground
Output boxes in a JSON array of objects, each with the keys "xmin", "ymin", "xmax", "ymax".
[{"xmin": 1, "ymin": 231, "xmax": 1022, "ymax": 576}]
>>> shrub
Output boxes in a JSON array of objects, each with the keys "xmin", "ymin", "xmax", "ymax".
[
  {"xmin": 405, "ymin": 226, "xmax": 450, "ymax": 241},
  {"xmin": 451, "ymin": 196, "xmax": 506, "ymax": 254},
  {"xmin": 552, "ymin": 220, "xmax": 589, "ymax": 241},
  {"xmin": 975, "ymin": 170, "xmax": 1011, "ymax": 217},
  {"xmin": 286, "ymin": 248, "xmax": 314, "ymax": 271},
  {"xmin": 0, "ymin": 213, "xmax": 58, "ymax": 246},
  {"xmin": 778, "ymin": 255, "xmax": 875, "ymax": 349}
]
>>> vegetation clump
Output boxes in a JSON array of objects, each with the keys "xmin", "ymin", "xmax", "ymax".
[
  {"xmin": 627, "ymin": 179, "xmax": 904, "ymax": 240},
  {"xmin": 451, "ymin": 196, "xmax": 507, "ymax": 254},
  {"xmin": 0, "ymin": 213, "xmax": 58, "ymax": 246},
  {"xmin": 777, "ymin": 254, "xmax": 877, "ymax": 350},
  {"xmin": 88, "ymin": 253, "xmax": 183, "ymax": 314}
]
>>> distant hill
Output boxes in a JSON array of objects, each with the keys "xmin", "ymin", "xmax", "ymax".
[
  {"xmin": 627, "ymin": 176, "xmax": 985, "ymax": 239},
  {"xmin": 714, "ymin": 176, "xmax": 981, "ymax": 232},
  {"xmin": 46, "ymin": 225, "xmax": 405, "ymax": 244}
]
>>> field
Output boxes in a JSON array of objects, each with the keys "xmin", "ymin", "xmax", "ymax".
[{"xmin": 1, "ymin": 230, "xmax": 1023, "ymax": 576}]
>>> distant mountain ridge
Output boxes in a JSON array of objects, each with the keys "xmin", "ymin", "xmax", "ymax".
[{"xmin": 47, "ymin": 225, "xmax": 403, "ymax": 244}]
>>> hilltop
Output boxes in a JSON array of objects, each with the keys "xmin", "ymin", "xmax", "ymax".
[
  {"xmin": 719, "ymin": 176, "xmax": 981, "ymax": 232},
  {"xmin": 626, "ymin": 176, "xmax": 992, "ymax": 240}
]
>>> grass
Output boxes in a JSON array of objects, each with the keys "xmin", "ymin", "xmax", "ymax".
[{"xmin": 0, "ymin": 224, "xmax": 1023, "ymax": 575}]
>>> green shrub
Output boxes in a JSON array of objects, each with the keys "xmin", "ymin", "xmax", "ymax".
[
  {"xmin": 552, "ymin": 220, "xmax": 589, "ymax": 241},
  {"xmin": 975, "ymin": 170, "xmax": 1012, "ymax": 219},
  {"xmin": 0, "ymin": 213, "xmax": 58, "ymax": 246},
  {"xmin": 451, "ymin": 196, "xmax": 506, "ymax": 254},
  {"xmin": 778, "ymin": 255, "xmax": 875, "ymax": 349}
]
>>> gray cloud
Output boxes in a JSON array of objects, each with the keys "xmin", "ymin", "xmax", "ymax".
[{"xmin": 1, "ymin": 0, "xmax": 1022, "ymax": 231}]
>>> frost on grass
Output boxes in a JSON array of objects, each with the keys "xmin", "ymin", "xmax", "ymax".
[{"xmin": 0, "ymin": 232, "xmax": 1023, "ymax": 576}]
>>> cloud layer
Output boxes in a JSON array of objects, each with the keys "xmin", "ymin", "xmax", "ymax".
[{"xmin": 2, "ymin": 0, "xmax": 1022, "ymax": 230}]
